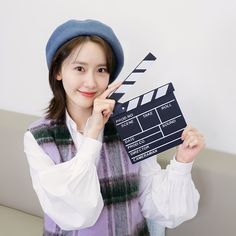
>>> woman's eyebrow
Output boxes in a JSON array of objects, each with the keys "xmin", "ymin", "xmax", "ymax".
[
  {"xmin": 71, "ymin": 61, "xmax": 107, "ymax": 67},
  {"xmin": 97, "ymin": 63, "xmax": 107, "ymax": 67},
  {"xmin": 71, "ymin": 61, "xmax": 87, "ymax": 65}
]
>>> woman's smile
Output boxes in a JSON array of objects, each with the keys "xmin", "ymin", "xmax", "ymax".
[{"xmin": 78, "ymin": 90, "xmax": 97, "ymax": 98}]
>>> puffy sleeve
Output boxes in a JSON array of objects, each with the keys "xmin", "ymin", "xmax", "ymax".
[
  {"xmin": 24, "ymin": 130, "xmax": 103, "ymax": 230},
  {"xmin": 139, "ymin": 156, "xmax": 200, "ymax": 228}
]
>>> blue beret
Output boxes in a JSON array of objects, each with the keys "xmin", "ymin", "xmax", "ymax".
[{"xmin": 46, "ymin": 19, "xmax": 124, "ymax": 81}]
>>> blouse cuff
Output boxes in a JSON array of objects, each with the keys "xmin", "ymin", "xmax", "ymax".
[{"xmin": 168, "ymin": 156, "xmax": 193, "ymax": 176}]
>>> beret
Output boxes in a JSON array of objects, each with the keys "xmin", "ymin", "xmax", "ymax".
[{"xmin": 46, "ymin": 19, "xmax": 124, "ymax": 81}]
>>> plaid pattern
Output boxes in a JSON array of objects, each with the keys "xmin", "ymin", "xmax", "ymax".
[
  {"xmin": 29, "ymin": 118, "xmax": 150, "ymax": 236},
  {"xmin": 100, "ymin": 174, "xmax": 139, "ymax": 205}
]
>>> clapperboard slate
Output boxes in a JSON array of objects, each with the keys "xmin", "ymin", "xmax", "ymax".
[{"xmin": 109, "ymin": 53, "xmax": 187, "ymax": 164}]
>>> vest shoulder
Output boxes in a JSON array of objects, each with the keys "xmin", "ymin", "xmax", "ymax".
[
  {"xmin": 28, "ymin": 117, "xmax": 52, "ymax": 130},
  {"xmin": 28, "ymin": 118, "xmax": 71, "ymax": 146}
]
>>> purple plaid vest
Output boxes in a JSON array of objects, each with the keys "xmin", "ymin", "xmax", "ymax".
[{"xmin": 29, "ymin": 118, "xmax": 149, "ymax": 236}]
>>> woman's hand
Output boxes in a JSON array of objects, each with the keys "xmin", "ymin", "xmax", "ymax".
[
  {"xmin": 176, "ymin": 125, "xmax": 205, "ymax": 163},
  {"xmin": 84, "ymin": 81, "xmax": 122, "ymax": 139}
]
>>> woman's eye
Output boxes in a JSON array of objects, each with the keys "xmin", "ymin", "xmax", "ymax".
[
  {"xmin": 98, "ymin": 67, "xmax": 108, "ymax": 73},
  {"xmin": 75, "ymin": 66, "xmax": 84, "ymax": 72}
]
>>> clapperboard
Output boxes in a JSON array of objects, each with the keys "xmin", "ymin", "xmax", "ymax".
[{"xmin": 109, "ymin": 53, "xmax": 187, "ymax": 164}]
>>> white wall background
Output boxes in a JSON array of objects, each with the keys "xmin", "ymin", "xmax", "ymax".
[{"xmin": 0, "ymin": 0, "xmax": 236, "ymax": 154}]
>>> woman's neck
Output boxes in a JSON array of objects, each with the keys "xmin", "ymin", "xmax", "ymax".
[{"xmin": 67, "ymin": 106, "xmax": 92, "ymax": 132}]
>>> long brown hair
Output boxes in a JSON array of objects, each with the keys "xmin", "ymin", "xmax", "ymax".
[{"xmin": 45, "ymin": 36, "xmax": 116, "ymax": 122}]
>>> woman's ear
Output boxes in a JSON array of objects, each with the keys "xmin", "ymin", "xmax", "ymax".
[{"xmin": 56, "ymin": 72, "xmax": 62, "ymax": 81}]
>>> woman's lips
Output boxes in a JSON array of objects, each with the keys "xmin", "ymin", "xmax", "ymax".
[{"xmin": 79, "ymin": 91, "xmax": 96, "ymax": 98}]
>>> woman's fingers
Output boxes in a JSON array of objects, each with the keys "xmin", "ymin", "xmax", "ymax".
[
  {"xmin": 183, "ymin": 135, "xmax": 202, "ymax": 148},
  {"xmin": 181, "ymin": 125, "xmax": 196, "ymax": 139},
  {"xmin": 99, "ymin": 81, "xmax": 122, "ymax": 99},
  {"xmin": 176, "ymin": 125, "xmax": 205, "ymax": 163},
  {"xmin": 181, "ymin": 125, "xmax": 205, "ymax": 149},
  {"xmin": 93, "ymin": 98, "xmax": 115, "ymax": 113}
]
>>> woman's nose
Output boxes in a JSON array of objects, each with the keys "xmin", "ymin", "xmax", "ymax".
[{"xmin": 83, "ymin": 71, "xmax": 96, "ymax": 88}]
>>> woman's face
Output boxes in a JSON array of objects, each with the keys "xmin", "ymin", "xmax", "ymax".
[{"xmin": 56, "ymin": 41, "xmax": 110, "ymax": 114}]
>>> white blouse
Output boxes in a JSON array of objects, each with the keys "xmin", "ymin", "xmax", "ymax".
[{"xmin": 23, "ymin": 113, "xmax": 200, "ymax": 230}]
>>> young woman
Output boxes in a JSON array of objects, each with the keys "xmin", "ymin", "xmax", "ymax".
[{"xmin": 24, "ymin": 19, "xmax": 204, "ymax": 236}]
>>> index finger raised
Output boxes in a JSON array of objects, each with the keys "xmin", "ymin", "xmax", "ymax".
[{"xmin": 99, "ymin": 81, "xmax": 122, "ymax": 99}]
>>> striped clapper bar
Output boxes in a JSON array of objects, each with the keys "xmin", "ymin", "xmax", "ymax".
[{"xmin": 110, "ymin": 53, "xmax": 187, "ymax": 164}]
